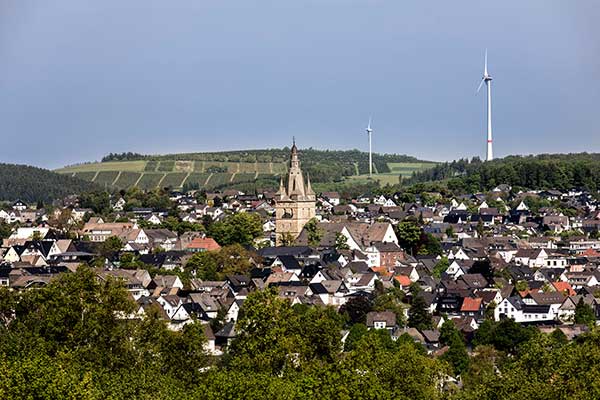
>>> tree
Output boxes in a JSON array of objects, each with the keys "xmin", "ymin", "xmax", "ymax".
[
  {"xmin": 395, "ymin": 222, "xmax": 422, "ymax": 254},
  {"xmin": 476, "ymin": 219, "xmax": 484, "ymax": 237},
  {"xmin": 31, "ymin": 230, "xmax": 43, "ymax": 241},
  {"xmin": 408, "ymin": 294, "xmax": 432, "ymax": 331},
  {"xmin": 339, "ymin": 296, "xmax": 373, "ymax": 325},
  {"xmin": 0, "ymin": 222, "xmax": 13, "ymax": 239},
  {"xmin": 10, "ymin": 266, "xmax": 135, "ymax": 367},
  {"xmin": 574, "ymin": 298, "xmax": 596, "ymax": 326},
  {"xmin": 439, "ymin": 320, "xmax": 469, "ymax": 375},
  {"xmin": 433, "ymin": 257, "xmax": 450, "ymax": 278},
  {"xmin": 279, "ymin": 232, "xmax": 295, "ymax": 247},
  {"xmin": 472, "ymin": 319, "xmax": 536, "ymax": 354},
  {"xmin": 515, "ymin": 280, "xmax": 529, "ymax": 292},
  {"xmin": 228, "ymin": 288, "xmax": 342, "ymax": 374},
  {"xmin": 209, "ymin": 213, "xmax": 263, "ymax": 246},
  {"xmin": 99, "ymin": 236, "xmax": 123, "ymax": 258},
  {"xmin": 344, "ymin": 323, "xmax": 368, "ymax": 351},
  {"xmin": 417, "ymin": 233, "xmax": 442, "ymax": 256},
  {"xmin": 305, "ymin": 218, "xmax": 323, "ymax": 247},
  {"xmin": 79, "ymin": 191, "xmax": 111, "ymax": 215},
  {"xmin": 185, "ymin": 244, "xmax": 255, "ymax": 280},
  {"xmin": 334, "ymin": 232, "xmax": 350, "ymax": 250}
]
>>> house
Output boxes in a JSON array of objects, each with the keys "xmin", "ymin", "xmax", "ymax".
[
  {"xmin": 225, "ymin": 299, "xmax": 244, "ymax": 322},
  {"xmin": 215, "ymin": 321, "xmax": 237, "ymax": 347},
  {"xmin": 150, "ymin": 275, "xmax": 184, "ymax": 291},
  {"xmin": 459, "ymin": 297, "xmax": 484, "ymax": 321},
  {"xmin": 81, "ymin": 222, "xmax": 135, "ymax": 242},
  {"xmin": 186, "ymin": 237, "xmax": 221, "ymax": 253},
  {"xmin": 513, "ymin": 248, "xmax": 548, "ymax": 268},
  {"xmin": 309, "ymin": 280, "xmax": 349, "ymax": 307},
  {"xmin": 97, "ymin": 269, "xmax": 151, "ymax": 300},
  {"xmin": 494, "ymin": 296, "xmax": 556, "ymax": 323},
  {"xmin": 12, "ymin": 200, "xmax": 27, "ymax": 211},
  {"xmin": 271, "ymin": 255, "xmax": 303, "ymax": 275},
  {"xmin": 364, "ymin": 242, "xmax": 406, "ymax": 269},
  {"xmin": 566, "ymin": 271, "xmax": 600, "ymax": 289},
  {"xmin": 366, "ymin": 311, "xmax": 397, "ymax": 332},
  {"xmin": 321, "ymin": 192, "xmax": 341, "ymax": 206},
  {"xmin": 558, "ymin": 295, "xmax": 598, "ymax": 322},
  {"xmin": 8, "ymin": 227, "xmax": 51, "ymax": 243},
  {"xmin": 157, "ymin": 295, "xmax": 184, "ymax": 320},
  {"xmin": 296, "ymin": 222, "xmax": 398, "ymax": 251}
]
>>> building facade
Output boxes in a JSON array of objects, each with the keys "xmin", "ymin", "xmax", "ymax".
[{"xmin": 275, "ymin": 142, "xmax": 316, "ymax": 245}]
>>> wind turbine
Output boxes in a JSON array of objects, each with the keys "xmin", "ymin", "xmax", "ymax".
[
  {"xmin": 477, "ymin": 49, "xmax": 493, "ymax": 161},
  {"xmin": 366, "ymin": 117, "xmax": 373, "ymax": 178}
]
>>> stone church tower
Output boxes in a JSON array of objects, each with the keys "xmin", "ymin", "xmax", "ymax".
[{"xmin": 275, "ymin": 141, "xmax": 316, "ymax": 245}]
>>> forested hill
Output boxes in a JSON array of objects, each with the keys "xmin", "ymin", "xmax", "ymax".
[
  {"xmin": 101, "ymin": 148, "xmax": 430, "ymax": 176},
  {"xmin": 406, "ymin": 153, "xmax": 600, "ymax": 192},
  {"xmin": 0, "ymin": 163, "xmax": 99, "ymax": 203}
]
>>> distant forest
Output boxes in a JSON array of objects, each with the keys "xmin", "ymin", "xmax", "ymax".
[
  {"xmin": 102, "ymin": 148, "xmax": 429, "ymax": 181},
  {"xmin": 0, "ymin": 163, "xmax": 98, "ymax": 203},
  {"xmin": 406, "ymin": 153, "xmax": 600, "ymax": 192}
]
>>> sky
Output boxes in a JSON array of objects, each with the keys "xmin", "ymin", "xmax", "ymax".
[{"xmin": 1, "ymin": 1, "xmax": 599, "ymax": 169}]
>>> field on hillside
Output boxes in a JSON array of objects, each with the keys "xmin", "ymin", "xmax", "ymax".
[
  {"xmin": 57, "ymin": 160, "xmax": 283, "ymax": 190},
  {"xmin": 56, "ymin": 159, "xmax": 436, "ymax": 191},
  {"xmin": 387, "ymin": 162, "xmax": 438, "ymax": 177},
  {"xmin": 347, "ymin": 162, "xmax": 438, "ymax": 186}
]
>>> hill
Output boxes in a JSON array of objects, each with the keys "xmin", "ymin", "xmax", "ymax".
[
  {"xmin": 56, "ymin": 148, "xmax": 436, "ymax": 191},
  {"xmin": 0, "ymin": 163, "xmax": 99, "ymax": 203},
  {"xmin": 406, "ymin": 153, "xmax": 600, "ymax": 193}
]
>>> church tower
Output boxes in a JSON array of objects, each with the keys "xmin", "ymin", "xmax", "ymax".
[{"xmin": 275, "ymin": 140, "xmax": 316, "ymax": 245}]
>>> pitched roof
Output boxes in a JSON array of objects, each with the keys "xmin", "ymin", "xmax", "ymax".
[
  {"xmin": 552, "ymin": 281, "xmax": 576, "ymax": 296},
  {"xmin": 366, "ymin": 311, "xmax": 396, "ymax": 327},
  {"xmin": 394, "ymin": 275, "xmax": 411, "ymax": 287},
  {"xmin": 460, "ymin": 297, "xmax": 483, "ymax": 312},
  {"xmin": 186, "ymin": 237, "xmax": 221, "ymax": 252}
]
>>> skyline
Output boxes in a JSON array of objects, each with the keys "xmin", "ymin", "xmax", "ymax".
[{"xmin": 1, "ymin": 1, "xmax": 599, "ymax": 169}]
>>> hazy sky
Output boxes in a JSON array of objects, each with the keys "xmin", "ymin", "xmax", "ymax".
[{"xmin": 1, "ymin": 1, "xmax": 599, "ymax": 169}]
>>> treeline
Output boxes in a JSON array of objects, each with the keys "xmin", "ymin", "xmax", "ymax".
[
  {"xmin": 102, "ymin": 152, "xmax": 146, "ymax": 162},
  {"xmin": 406, "ymin": 153, "xmax": 600, "ymax": 193},
  {"xmin": 2, "ymin": 270, "xmax": 600, "ymax": 399},
  {"xmin": 0, "ymin": 163, "xmax": 98, "ymax": 203}
]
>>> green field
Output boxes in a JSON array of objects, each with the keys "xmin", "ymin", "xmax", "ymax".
[
  {"xmin": 387, "ymin": 162, "xmax": 438, "ymax": 177},
  {"xmin": 55, "ymin": 159, "xmax": 436, "ymax": 191},
  {"xmin": 347, "ymin": 162, "xmax": 437, "ymax": 186}
]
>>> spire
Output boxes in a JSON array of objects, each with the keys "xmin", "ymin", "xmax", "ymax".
[
  {"xmin": 277, "ymin": 176, "xmax": 285, "ymax": 196},
  {"xmin": 306, "ymin": 172, "xmax": 315, "ymax": 196},
  {"xmin": 289, "ymin": 138, "xmax": 300, "ymax": 170}
]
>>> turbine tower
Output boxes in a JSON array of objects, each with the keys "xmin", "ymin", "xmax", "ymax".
[
  {"xmin": 366, "ymin": 117, "xmax": 373, "ymax": 178},
  {"xmin": 477, "ymin": 50, "xmax": 493, "ymax": 161}
]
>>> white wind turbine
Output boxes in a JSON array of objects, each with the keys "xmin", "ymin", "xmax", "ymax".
[
  {"xmin": 366, "ymin": 117, "xmax": 373, "ymax": 178},
  {"xmin": 477, "ymin": 49, "xmax": 493, "ymax": 161}
]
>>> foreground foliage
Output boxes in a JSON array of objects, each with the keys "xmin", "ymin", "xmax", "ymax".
[{"xmin": 2, "ymin": 271, "xmax": 600, "ymax": 399}]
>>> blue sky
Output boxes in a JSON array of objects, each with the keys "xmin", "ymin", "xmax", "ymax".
[{"xmin": 1, "ymin": 1, "xmax": 598, "ymax": 169}]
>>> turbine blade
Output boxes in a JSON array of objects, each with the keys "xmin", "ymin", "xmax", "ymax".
[
  {"xmin": 367, "ymin": 116, "xmax": 372, "ymax": 130},
  {"xmin": 484, "ymin": 49, "xmax": 488, "ymax": 76},
  {"xmin": 477, "ymin": 78, "xmax": 485, "ymax": 93}
]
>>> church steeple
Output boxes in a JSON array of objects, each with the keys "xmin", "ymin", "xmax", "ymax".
[
  {"xmin": 286, "ymin": 139, "xmax": 307, "ymax": 198},
  {"xmin": 275, "ymin": 139, "xmax": 317, "ymax": 246}
]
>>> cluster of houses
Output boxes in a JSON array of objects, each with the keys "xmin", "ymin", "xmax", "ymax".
[{"xmin": 2, "ymin": 184, "xmax": 600, "ymax": 353}]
